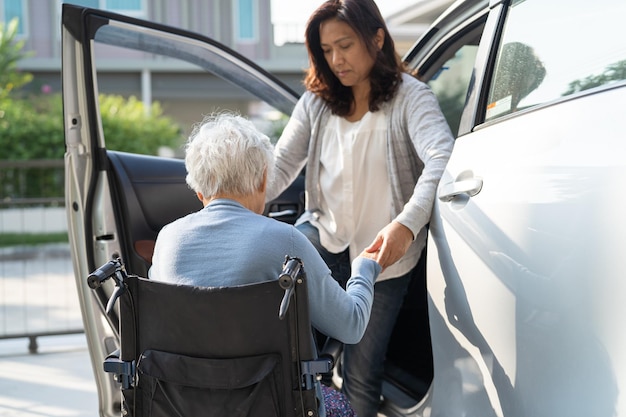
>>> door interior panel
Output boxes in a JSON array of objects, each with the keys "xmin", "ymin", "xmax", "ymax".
[
  {"xmin": 263, "ymin": 174, "xmax": 305, "ymax": 224},
  {"xmin": 107, "ymin": 151, "xmax": 201, "ymax": 276}
]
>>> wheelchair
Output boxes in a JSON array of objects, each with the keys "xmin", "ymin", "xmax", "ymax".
[{"xmin": 88, "ymin": 256, "xmax": 341, "ymax": 417}]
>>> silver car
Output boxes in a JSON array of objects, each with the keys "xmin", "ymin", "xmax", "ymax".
[{"xmin": 63, "ymin": 1, "xmax": 626, "ymax": 416}]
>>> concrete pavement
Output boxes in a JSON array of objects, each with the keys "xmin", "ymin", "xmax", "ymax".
[
  {"xmin": 0, "ymin": 333, "xmax": 98, "ymax": 417},
  {"xmin": 0, "ymin": 242, "xmax": 98, "ymax": 417}
]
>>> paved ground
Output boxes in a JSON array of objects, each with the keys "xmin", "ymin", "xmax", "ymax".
[
  {"xmin": 0, "ymin": 243, "xmax": 98, "ymax": 416},
  {"xmin": 0, "ymin": 243, "xmax": 82, "ymax": 339},
  {"xmin": 0, "ymin": 334, "xmax": 98, "ymax": 417}
]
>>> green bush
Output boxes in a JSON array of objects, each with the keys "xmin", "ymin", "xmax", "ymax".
[
  {"xmin": 0, "ymin": 161, "xmax": 64, "ymax": 200},
  {"xmin": 0, "ymin": 93, "xmax": 184, "ymax": 201},
  {"xmin": 0, "ymin": 95, "xmax": 65, "ymax": 159},
  {"xmin": 99, "ymin": 94, "xmax": 184, "ymax": 155},
  {"xmin": 0, "ymin": 232, "xmax": 68, "ymax": 248},
  {"xmin": 0, "ymin": 93, "xmax": 184, "ymax": 160}
]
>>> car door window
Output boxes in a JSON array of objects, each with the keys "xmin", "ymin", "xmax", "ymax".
[
  {"xmin": 85, "ymin": 14, "xmax": 296, "ymax": 156},
  {"xmin": 407, "ymin": 11, "xmax": 486, "ymax": 138},
  {"xmin": 427, "ymin": 43, "xmax": 479, "ymax": 137},
  {"xmin": 485, "ymin": 0, "xmax": 626, "ymax": 121}
]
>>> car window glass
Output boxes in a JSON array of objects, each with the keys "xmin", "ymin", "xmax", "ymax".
[
  {"xmin": 427, "ymin": 44, "xmax": 479, "ymax": 137},
  {"xmin": 485, "ymin": 0, "xmax": 626, "ymax": 121},
  {"xmin": 90, "ymin": 20, "xmax": 293, "ymax": 156}
]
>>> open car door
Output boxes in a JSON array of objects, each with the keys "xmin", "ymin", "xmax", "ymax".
[{"xmin": 61, "ymin": 5, "xmax": 301, "ymax": 416}]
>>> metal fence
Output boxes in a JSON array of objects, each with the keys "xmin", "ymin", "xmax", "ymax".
[{"xmin": 0, "ymin": 159, "xmax": 83, "ymax": 352}]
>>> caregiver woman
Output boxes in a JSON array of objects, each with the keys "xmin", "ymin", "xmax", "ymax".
[{"xmin": 266, "ymin": 0, "xmax": 454, "ymax": 415}]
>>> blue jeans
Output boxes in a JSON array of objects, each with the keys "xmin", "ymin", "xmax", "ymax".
[{"xmin": 297, "ymin": 222, "xmax": 412, "ymax": 417}]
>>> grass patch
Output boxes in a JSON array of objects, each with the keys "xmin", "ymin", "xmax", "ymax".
[{"xmin": 0, "ymin": 232, "xmax": 69, "ymax": 248}]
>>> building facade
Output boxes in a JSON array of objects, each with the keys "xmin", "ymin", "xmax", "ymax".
[{"xmin": 4, "ymin": 0, "xmax": 453, "ymax": 131}]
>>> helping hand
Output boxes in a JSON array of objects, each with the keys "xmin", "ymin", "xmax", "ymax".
[{"xmin": 365, "ymin": 221, "xmax": 414, "ymax": 271}]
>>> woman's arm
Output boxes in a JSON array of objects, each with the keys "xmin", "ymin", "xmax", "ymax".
[{"xmin": 369, "ymin": 78, "xmax": 454, "ymax": 269}]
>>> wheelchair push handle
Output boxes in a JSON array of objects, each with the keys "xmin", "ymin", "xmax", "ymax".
[
  {"xmin": 87, "ymin": 258, "xmax": 128, "ymax": 315},
  {"xmin": 87, "ymin": 258, "xmax": 123, "ymax": 289},
  {"xmin": 278, "ymin": 257, "xmax": 302, "ymax": 289},
  {"xmin": 278, "ymin": 257, "xmax": 303, "ymax": 320}
]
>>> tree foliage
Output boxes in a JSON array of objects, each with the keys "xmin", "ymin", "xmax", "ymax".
[
  {"xmin": 0, "ymin": 18, "xmax": 33, "ymax": 102},
  {"xmin": 564, "ymin": 59, "xmax": 626, "ymax": 95}
]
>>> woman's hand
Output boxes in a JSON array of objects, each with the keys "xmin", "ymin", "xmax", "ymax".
[{"xmin": 365, "ymin": 221, "xmax": 414, "ymax": 270}]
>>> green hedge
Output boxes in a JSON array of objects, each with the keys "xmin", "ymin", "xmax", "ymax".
[
  {"xmin": 99, "ymin": 94, "xmax": 184, "ymax": 155},
  {"xmin": 0, "ymin": 93, "xmax": 184, "ymax": 160},
  {"xmin": 0, "ymin": 93, "xmax": 184, "ymax": 201},
  {"xmin": 0, "ymin": 232, "xmax": 68, "ymax": 248},
  {"xmin": 0, "ymin": 96, "xmax": 64, "ymax": 159}
]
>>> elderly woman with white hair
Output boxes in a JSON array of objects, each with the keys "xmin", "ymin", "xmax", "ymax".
[{"xmin": 148, "ymin": 112, "xmax": 381, "ymax": 417}]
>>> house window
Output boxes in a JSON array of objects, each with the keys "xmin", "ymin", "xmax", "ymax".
[
  {"xmin": 106, "ymin": 0, "xmax": 142, "ymax": 10},
  {"xmin": 236, "ymin": 0, "xmax": 257, "ymax": 42},
  {"xmin": 1, "ymin": 0, "xmax": 26, "ymax": 36},
  {"xmin": 63, "ymin": 0, "xmax": 145, "ymax": 17},
  {"xmin": 66, "ymin": 0, "xmax": 98, "ymax": 7}
]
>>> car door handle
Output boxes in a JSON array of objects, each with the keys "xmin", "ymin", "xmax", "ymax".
[
  {"xmin": 438, "ymin": 178, "xmax": 483, "ymax": 202},
  {"xmin": 268, "ymin": 209, "xmax": 297, "ymax": 218}
]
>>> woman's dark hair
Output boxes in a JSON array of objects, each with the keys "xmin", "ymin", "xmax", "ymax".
[{"xmin": 304, "ymin": 0, "xmax": 404, "ymax": 116}]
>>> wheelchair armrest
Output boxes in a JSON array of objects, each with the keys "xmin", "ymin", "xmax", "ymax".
[
  {"xmin": 103, "ymin": 348, "xmax": 135, "ymax": 390},
  {"xmin": 319, "ymin": 337, "xmax": 343, "ymax": 369},
  {"xmin": 302, "ymin": 338, "xmax": 342, "ymax": 389}
]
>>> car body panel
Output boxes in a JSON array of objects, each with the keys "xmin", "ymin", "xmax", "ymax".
[
  {"xmin": 395, "ymin": 0, "xmax": 626, "ymax": 416},
  {"xmin": 425, "ymin": 85, "xmax": 626, "ymax": 417}
]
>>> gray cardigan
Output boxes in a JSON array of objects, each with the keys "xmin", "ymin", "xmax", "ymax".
[{"xmin": 267, "ymin": 73, "xmax": 454, "ymax": 260}]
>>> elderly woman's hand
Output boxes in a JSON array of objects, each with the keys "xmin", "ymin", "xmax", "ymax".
[
  {"xmin": 365, "ymin": 221, "xmax": 414, "ymax": 271},
  {"xmin": 358, "ymin": 247, "xmax": 379, "ymax": 262}
]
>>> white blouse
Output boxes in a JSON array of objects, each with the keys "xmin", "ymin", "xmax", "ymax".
[{"xmin": 310, "ymin": 110, "xmax": 418, "ymax": 280}]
